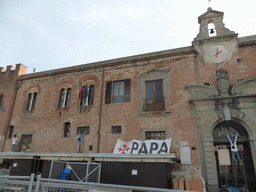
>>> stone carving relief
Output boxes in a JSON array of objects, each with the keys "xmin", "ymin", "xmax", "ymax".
[{"xmin": 216, "ymin": 68, "xmax": 230, "ymax": 96}]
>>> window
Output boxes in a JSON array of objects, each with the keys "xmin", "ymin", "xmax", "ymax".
[
  {"xmin": 26, "ymin": 92, "xmax": 37, "ymax": 111},
  {"xmin": 145, "ymin": 131, "xmax": 166, "ymax": 140},
  {"xmin": 80, "ymin": 85, "xmax": 94, "ymax": 107},
  {"xmin": 88, "ymin": 85, "xmax": 95, "ymax": 105},
  {"xmin": 203, "ymin": 82, "xmax": 210, "ymax": 86},
  {"xmin": 18, "ymin": 134, "xmax": 33, "ymax": 152},
  {"xmin": 139, "ymin": 67, "xmax": 170, "ymax": 116},
  {"xmin": 237, "ymin": 79, "xmax": 244, "ymax": 83},
  {"xmin": 77, "ymin": 127, "xmax": 90, "ymax": 135},
  {"xmin": 64, "ymin": 122, "xmax": 71, "ymax": 137},
  {"xmin": 144, "ymin": 80, "xmax": 164, "ymax": 111},
  {"xmin": 0, "ymin": 94, "xmax": 5, "ymax": 112},
  {"xmin": 111, "ymin": 126, "xmax": 121, "ymax": 134},
  {"xmin": 105, "ymin": 79, "xmax": 131, "ymax": 104},
  {"xmin": 8, "ymin": 126, "xmax": 14, "ymax": 139},
  {"xmin": 0, "ymin": 94, "xmax": 3, "ymax": 106},
  {"xmin": 59, "ymin": 88, "xmax": 72, "ymax": 108}
]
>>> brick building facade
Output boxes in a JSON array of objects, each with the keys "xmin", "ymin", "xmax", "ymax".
[{"xmin": 0, "ymin": 8, "xmax": 256, "ymax": 191}]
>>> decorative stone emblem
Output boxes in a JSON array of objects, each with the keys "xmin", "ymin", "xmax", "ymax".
[{"xmin": 216, "ymin": 68, "xmax": 230, "ymax": 96}]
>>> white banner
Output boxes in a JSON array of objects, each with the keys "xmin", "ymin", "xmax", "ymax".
[{"xmin": 113, "ymin": 138, "xmax": 172, "ymax": 155}]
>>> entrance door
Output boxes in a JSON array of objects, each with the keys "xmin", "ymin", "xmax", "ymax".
[
  {"xmin": 213, "ymin": 121, "xmax": 256, "ymax": 191},
  {"xmin": 18, "ymin": 134, "xmax": 33, "ymax": 152}
]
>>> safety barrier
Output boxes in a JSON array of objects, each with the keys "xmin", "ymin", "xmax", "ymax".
[{"xmin": 0, "ymin": 174, "xmax": 196, "ymax": 192}]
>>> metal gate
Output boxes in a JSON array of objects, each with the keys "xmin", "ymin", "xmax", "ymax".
[
  {"xmin": 49, "ymin": 160, "xmax": 101, "ymax": 183},
  {"xmin": 213, "ymin": 120, "xmax": 256, "ymax": 191}
]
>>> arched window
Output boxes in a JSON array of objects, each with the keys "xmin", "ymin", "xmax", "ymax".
[
  {"xmin": 80, "ymin": 85, "xmax": 94, "ymax": 107},
  {"xmin": 59, "ymin": 88, "xmax": 72, "ymax": 108},
  {"xmin": 27, "ymin": 92, "xmax": 37, "ymax": 111},
  {"xmin": 208, "ymin": 23, "xmax": 216, "ymax": 37}
]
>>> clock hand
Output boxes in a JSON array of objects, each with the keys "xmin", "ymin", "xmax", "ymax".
[{"xmin": 214, "ymin": 50, "xmax": 222, "ymax": 58}]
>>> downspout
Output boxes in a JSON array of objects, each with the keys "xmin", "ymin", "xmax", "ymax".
[
  {"xmin": 2, "ymin": 80, "xmax": 23, "ymax": 151},
  {"xmin": 97, "ymin": 66, "xmax": 105, "ymax": 153}
]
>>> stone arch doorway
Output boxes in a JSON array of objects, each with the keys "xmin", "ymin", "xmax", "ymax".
[{"xmin": 213, "ymin": 120, "xmax": 256, "ymax": 191}]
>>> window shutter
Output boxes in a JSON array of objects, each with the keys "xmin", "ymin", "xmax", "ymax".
[
  {"xmin": 65, "ymin": 88, "xmax": 72, "ymax": 107},
  {"xmin": 59, "ymin": 89, "xmax": 65, "ymax": 107},
  {"xmin": 105, "ymin": 81, "xmax": 112, "ymax": 104},
  {"xmin": 26, "ymin": 93, "xmax": 32, "ymax": 110},
  {"xmin": 124, "ymin": 79, "xmax": 131, "ymax": 102}
]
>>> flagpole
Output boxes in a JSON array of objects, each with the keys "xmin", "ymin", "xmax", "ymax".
[{"xmin": 208, "ymin": 0, "xmax": 211, "ymax": 8}]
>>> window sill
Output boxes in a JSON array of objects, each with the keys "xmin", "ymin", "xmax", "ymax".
[
  {"xmin": 57, "ymin": 107, "xmax": 70, "ymax": 110},
  {"xmin": 139, "ymin": 111, "xmax": 172, "ymax": 117}
]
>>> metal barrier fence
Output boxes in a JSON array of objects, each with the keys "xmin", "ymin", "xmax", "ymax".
[
  {"xmin": 49, "ymin": 161, "xmax": 101, "ymax": 183},
  {"xmin": 0, "ymin": 174, "xmax": 34, "ymax": 192},
  {"xmin": 0, "ymin": 174, "xmax": 196, "ymax": 192}
]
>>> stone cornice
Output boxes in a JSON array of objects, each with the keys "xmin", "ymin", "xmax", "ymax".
[{"xmin": 18, "ymin": 46, "xmax": 195, "ymax": 81}]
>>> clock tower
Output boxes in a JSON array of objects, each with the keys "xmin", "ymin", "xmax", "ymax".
[{"xmin": 192, "ymin": 7, "xmax": 238, "ymax": 65}]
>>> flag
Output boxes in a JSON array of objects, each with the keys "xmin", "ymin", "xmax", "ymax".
[
  {"xmin": 82, "ymin": 82, "xmax": 88, "ymax": 102},
  {"xmin": 78, "ymin": 85, "xmax": 83, "ymax": 101}
]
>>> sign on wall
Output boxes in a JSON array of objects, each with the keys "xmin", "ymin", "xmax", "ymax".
[
  {"xmin": 218, "ymin": 149, "xmax": 231, "ymax": 165},
  {"xmin": 113, "ymin": 138, "xmax": 172, "ymax": 155}
]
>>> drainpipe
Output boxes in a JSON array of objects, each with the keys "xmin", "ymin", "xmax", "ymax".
[
  {"xmin": 2, "ymin": 80, "xmax": 22, "ymax": 151},
  {"xmin": 97, "ymin": 67, "xmax": 105, "ymax": 153}
]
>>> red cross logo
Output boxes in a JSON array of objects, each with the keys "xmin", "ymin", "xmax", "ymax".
[{"xmin": 118, "ymin": 144, "xmax": 130, "ymax": 154}]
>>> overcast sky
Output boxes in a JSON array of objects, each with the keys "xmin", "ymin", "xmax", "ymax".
[{"xmin": 1, "ymin": 0, "xmax": 255, "ymax": 74}]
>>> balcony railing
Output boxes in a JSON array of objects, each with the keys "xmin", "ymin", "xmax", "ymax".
[{"xmin": 144, "ymin": 97, "xmax": 165, "ymax": 111}]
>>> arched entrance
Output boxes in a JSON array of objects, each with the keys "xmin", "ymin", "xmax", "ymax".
[{"xmin": 213, "ymin": 120, "xmax": 256, "ymax": 191}]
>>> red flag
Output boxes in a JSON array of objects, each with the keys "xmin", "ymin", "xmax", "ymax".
[{"xmin": 78, "ymin": 85, "xmax": 83, "ymax": 101}]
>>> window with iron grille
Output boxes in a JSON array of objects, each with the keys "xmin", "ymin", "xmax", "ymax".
[
  {"xmin": 105, "ymin": 79, "xmax": 131, "ymax": 104},
  {"xmin": 111, "ymin": 126, "xmax": 121, "ymax": 134},
  {"xmin": 64, "ymin": 122, "xmax": 71, "ymax": 137},
  {"xmin": 77, "ymin": 127, "xmax": 90, "ymax": 135},
  {"xmin": 145, "ymin": 131, "xmax": 166, "ymax": 140}
]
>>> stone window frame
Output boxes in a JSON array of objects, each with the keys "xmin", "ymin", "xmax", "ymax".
[{"xmin": 139, "ymin": 67, "xmax": 171, "ymax": 117}]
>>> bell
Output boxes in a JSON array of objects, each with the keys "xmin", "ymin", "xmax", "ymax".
[{"xmin": 210, "ymin": 29, "xmax": 214, "ymax": 34}]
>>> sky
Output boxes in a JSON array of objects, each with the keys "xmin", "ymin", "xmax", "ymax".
[{"xmin": 1, "ymin": 0, "xmax": 255, "ymax": 74}]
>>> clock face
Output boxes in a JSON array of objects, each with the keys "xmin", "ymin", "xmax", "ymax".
[{"xmin": 207, "ymin": 45, "xmax": 228, "ymax": 64}]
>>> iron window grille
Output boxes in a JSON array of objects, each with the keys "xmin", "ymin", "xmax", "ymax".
[
  {"xmin": 77, "ymin": 127, "xmax": 90, "ymax": 135},
  {"xmin": 111, "ymin": 126, "xmax": 121, "ymax": 134},
  {"xmin": 145, "ymin": 131, "xmax": 166, "ymax": 140}
]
